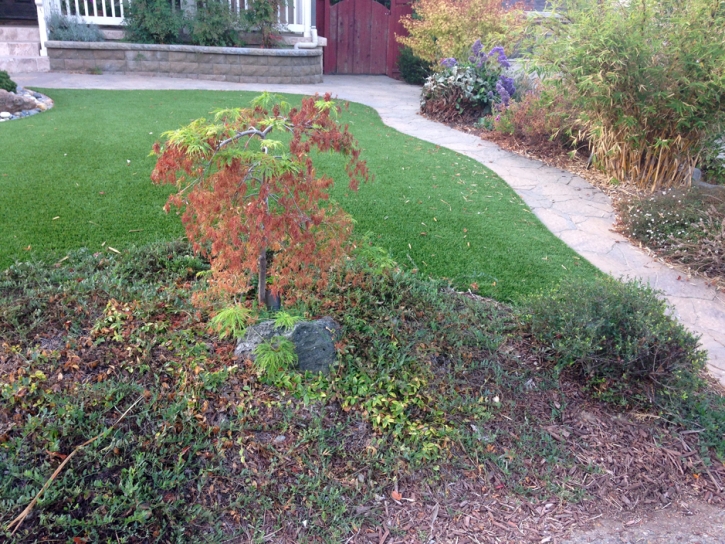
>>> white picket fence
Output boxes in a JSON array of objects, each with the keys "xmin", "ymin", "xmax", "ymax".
[{"xmin": 36, "ymin": 0, "xmax": 311, "ymax": 54}]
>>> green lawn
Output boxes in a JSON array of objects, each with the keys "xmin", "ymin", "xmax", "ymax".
[{"xmin": 0, "ymin": 89, "xmax": 598, "ymax": 300}]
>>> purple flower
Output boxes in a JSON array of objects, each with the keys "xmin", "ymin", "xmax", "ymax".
[
  {"xmin": 440, "ymin": 57, "xmax": 458, "ymax": 68},
  {"xmin": 498, "ymin": 75, "xmax": 516, "ymax": 97},
  {"xmin": 496, "ymin": 80, "xmax": 511, "ymax": 106},
  {"xmin": 472, "ymin": 40, "xmax": 483, "ymax": 55},
  {"xmin": 488, "ymin": 46, "xmax": 511, "ymax": 68}
]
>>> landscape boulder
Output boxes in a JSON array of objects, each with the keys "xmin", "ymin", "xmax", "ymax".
[
  {"xmin": 0, "ymin": 89, "xmax": 38, "ymax": 114},
  {"xmin": 235, "ymin": 317, "xmax": 341, "ymax": 374}
]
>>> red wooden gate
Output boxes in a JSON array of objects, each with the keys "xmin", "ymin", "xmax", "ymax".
[{"xmin": 317, "ymin": 0, "xmax": 413, "ymax": 77}]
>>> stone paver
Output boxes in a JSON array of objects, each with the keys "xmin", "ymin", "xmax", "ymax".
[{"xmin": 13, "ymin": 72, "xmax": 725, "ymax": 386}]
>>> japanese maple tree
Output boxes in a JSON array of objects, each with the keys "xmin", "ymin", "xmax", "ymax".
[{"xmin": 152, "ymin": 93, "xmax": 369, "ymax": 307}]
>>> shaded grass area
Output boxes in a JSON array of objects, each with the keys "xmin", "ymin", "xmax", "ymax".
[
  {"xmin": 0, "ymin": 242, "xmax": 722, "ymax": 543},
  {"xmin": 0, "ymin": 89, "xmax": 597, "ymax": 301}
]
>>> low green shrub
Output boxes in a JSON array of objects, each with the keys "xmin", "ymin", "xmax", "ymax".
[
  {"xmin": 397, "ymin": 45, "xmax": 433, "ymax": 85},
  {"xmin": 523, "ymin": 276, "xmax": 706, "ymax": 406},
  {"xmin": 122, "ymin": 0, "xmax": 184, "ymax": 44},
  {"xmin": 421, "ymin": 41, "xmax": 516, "ymax": 123},
  {"xmin": 0, "ymin": 70, "xmax": 17, "ymax": 93},
  {"xmin": 188, "ymin": 0, "xmax": 244, "ymax": 46},
  {"xmin": 46, "ymin": 11, "xmax": 104, "ymax": 42}
]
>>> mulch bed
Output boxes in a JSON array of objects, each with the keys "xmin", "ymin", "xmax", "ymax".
[{"xmin": 343, "ymin": 353, "xmax": 725, "ymax": 543}]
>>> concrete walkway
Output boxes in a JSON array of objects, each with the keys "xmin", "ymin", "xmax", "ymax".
[{"xmin": 14, "ymin": 72, "xmax": 725, "ymax": 386}]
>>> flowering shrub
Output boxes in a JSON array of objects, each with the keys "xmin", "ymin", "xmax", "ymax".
[
  {"xmin": 397, "ymin": 0, "xmax": 522, "ymax": 63},
  {"xmin": 530, "ymin": 0, "xmax": 725, "ymax": 190},
  {"xmin": 421, "ymin": 42, "xmax": 515, "ymax": 122}
]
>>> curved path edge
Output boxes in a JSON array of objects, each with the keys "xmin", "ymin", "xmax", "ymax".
[{"xmin": 13, "ymin": 72, "xmax": 725, "ymax": 386}]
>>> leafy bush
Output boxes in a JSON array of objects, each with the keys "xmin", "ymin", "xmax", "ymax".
[
  {"xmin": 122, "ymin": 0, "xmax": 184, "ymax": 44},
  {"xmin": 398, "ymin": 0, "xmax": 522, "ymax": 63},
  {"xmin": 421, "ymin": 42, "xmax": 515, "ymax": 122},
  {"xmin": 529, "ymin": 0, "xmax": 725, "ymax": 190},
  {"xmin": 523, "ymin": 276, "xmax": 706, "ymax": 406},
  {"xmin": 46, "ymin": 11, "xmax": 104, "ymax": 42},
  {"xmin": 244, "ymin": 0, "xmax": 285, "ymax": 48},
  {"xmin": 397, "ymin": 45, "xmax": 433, "ymax": 85},
  {"xmin": 188, "ymin": 0, "xmax": 244, "ymax": 46},
  {"xmin": 0, "ymin": 70, "xmax": 16, "ymax": 93}
]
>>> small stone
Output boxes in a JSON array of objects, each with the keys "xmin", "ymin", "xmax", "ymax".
[
  {"xmin": 0, "ymin": 112, "xmax": 11, "ymax": 119},
  {"xmin": 692, "ymin": 167, "xmax": 702, "ymax": 182},
  {"xmin": 235, "ymin": 316, "xmax": 341, "ymax": 374}
]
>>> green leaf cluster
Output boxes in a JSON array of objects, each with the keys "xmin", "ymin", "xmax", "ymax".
[{"xmin": 0, "ymin": 70, "xmax": 17, "ymax": 93}]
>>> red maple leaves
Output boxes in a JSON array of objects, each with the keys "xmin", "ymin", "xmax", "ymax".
[{"xmin": 152, "ymin": 93, "xmax": 369, "ymax": 307}]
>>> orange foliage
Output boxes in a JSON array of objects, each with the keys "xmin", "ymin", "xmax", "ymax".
[
  {"xmin": 397, "ymin": 0, "xmax": 522, "ymax": 63},
  {"xmin": 151, "ymin": 94, "xmax": 369, "ymax": 307}
]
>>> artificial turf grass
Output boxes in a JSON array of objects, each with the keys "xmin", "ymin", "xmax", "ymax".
[{"xmin": 0, "ymin": 88, "xmax": 598, "ymax": 301}]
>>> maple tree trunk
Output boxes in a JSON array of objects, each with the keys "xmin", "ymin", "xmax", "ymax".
[{"xmin": 257, "ymin": 247, "xmax": 267, "ymax": 307}]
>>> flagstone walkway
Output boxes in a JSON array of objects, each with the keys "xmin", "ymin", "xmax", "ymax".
[{"xmin": 14, "ymin": 72, "xmax": 725, "ymax": 386}]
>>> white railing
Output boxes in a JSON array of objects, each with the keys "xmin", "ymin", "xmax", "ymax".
[{"xmin": 41, "ymin": 0, "xmax": 310, "ymax": 34}]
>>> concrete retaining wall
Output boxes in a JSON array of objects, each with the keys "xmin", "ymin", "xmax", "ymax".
[{"xmin": 46, "ymin": 41, "xmax": 323, "ymax": 84}]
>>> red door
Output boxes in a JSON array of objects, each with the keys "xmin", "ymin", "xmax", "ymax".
[
  {"xmin": 317, "ymin": 0, "xmax": 412, "ymax": 77},
  {"xmin": 386, "ymin": 0, "xmax": 412, "ymax": 78}
]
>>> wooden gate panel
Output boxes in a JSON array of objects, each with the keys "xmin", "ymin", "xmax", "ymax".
[
  {"xmin": 321, "ymin": 0, "xmax": 409, "ymax": 76},
  {"xmin": 369, "ymin": 2, "xmax": 389, "ymax": 74},
  {"xmin": 352, "ymin": 0, "xmax": 372, "ymax": 74},
  {"xmin": 387, "ymin": 0, "xmax": 412, "ymax": 78}
]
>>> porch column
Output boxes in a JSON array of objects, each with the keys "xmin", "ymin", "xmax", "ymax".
[
  {"xmin": 35, "ymin": 0, "xmax": 49, "ymax": 57},
  {"xmin": 302, "ymin": 0, "xmax": 312, "ymax": 37}
]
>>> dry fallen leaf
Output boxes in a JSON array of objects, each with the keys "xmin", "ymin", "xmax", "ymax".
[{"xmin": 391, "ymin": 490, "xmax": 402, "ymax": 501}]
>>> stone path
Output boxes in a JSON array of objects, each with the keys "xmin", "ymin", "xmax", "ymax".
[{"xmin": 13, "ymin": 72, "xmax": 725, "ymax": 386}]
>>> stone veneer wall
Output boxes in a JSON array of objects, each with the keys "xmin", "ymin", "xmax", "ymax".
[{"xmin": 46, "ymin": 41, "xmax": 323, "ymax": 84}]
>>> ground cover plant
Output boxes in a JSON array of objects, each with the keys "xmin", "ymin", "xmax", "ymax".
[
  {"xmin": 2, "ymin": 241, "xmax": 724, "ymax": 542},
  {"xmin": 0, "ymin": 88, "xmax": 596, "ymax": 301},
  {"xmin": 617, "ymin": 186, "xmax": 725, "ymax": 286}
]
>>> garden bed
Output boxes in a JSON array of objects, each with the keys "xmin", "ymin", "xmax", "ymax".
[{"xmin": 46, "ymin": 41, "xmax": 323, "ymax": 84}]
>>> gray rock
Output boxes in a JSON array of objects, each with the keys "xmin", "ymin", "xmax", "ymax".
[
  {"xmin": 692, "ymin": 167, "xmax": 702, "ymax": 182},
  {"xmin": 235, "ymin": 316, "xmax": 341, "ymax": 374},
  {"xmin": 0, "ymin": 89, "xmax": 37, "ymax": 114}
]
